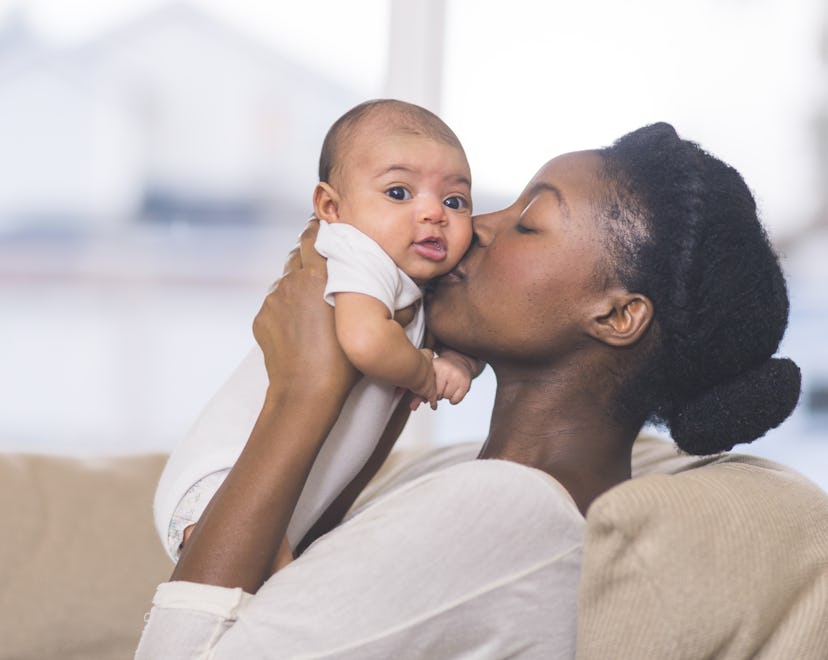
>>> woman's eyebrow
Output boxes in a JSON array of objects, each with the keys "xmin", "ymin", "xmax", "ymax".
[{"xmin": 528, "ymin": 182, "xmax": 570, "ymax": 218}]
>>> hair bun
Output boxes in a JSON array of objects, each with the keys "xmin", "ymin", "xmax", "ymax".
[{"xmin": 669, "ymin": 357, "xmax": 801, "ymax": 455}]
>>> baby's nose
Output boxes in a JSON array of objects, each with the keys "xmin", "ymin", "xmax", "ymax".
[{"xmin": 419, "ymin": 196, "xmax": 447, "ymax": 225}]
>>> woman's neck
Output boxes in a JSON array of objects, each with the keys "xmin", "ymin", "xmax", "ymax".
[{"xmin": 479, "ymin": 371, "xmax": 637, "ymax": 515}]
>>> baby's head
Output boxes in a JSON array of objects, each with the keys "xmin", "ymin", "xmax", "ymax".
[{"xmin": 313, "ymin": 99, "xmax": 473, "ymax": 284}]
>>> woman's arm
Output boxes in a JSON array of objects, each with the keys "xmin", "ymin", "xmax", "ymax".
[{"xmin": 170, "ymin": 221, "xmax": 359, "ymax": 593}]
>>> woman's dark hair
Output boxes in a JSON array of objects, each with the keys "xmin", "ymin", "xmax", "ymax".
[{"xmin": 599, "ymin": 122, "xmax": 801, "ymax": 455}]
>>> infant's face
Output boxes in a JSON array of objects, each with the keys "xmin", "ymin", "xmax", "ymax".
[{"xmin": 333, "ymin": 132, "xmax": 473, "ymax": 284}]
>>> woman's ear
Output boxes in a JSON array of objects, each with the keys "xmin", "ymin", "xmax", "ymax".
[
  {"xmin": 313, "ymin": 182, "xmax": 342, "ymax": 222},
  {"xmin": 589, "ymin": 290, "xmax": 653, "ymax": 347}
]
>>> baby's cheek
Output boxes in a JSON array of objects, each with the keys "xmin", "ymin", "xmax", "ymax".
[{"xmin": 451, "ymin": 226, "xmax": 474, "ymax": 263}]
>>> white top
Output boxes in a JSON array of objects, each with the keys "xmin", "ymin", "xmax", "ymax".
[
  {"xmin": 153, "ymin": 222, "xmax": 426, "ymax": 557},
  {"xmin": 136, "ymin": 458, "xmax": 586, "ymax": 660}
]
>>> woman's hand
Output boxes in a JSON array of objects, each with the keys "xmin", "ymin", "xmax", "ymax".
[{"xmin": 254, "ymin": 220, "xmax": 359, "ymax": 405}]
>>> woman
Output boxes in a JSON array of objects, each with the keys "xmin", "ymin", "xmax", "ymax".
[{"xmin": 136, "ymin": 123, "xmax": 800, "ymax": 659}]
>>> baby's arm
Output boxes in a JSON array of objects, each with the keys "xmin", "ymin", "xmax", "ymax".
[{"xmin": 333, "ymin": 292, "xmax": 437, "ymax": 404}]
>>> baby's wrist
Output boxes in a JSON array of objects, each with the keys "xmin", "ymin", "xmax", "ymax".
[
  {"xmin": 436, "ymin": 350, "xmax": 478, "ymax": 379},
  {"xmin": 410, "ymin": 348, "xmax": 436, "ymax": 395}
]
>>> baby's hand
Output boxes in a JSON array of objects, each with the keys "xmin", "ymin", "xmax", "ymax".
[
  {"xmin": 408, "ymin": 350, "xmax": 481, "ymax": 411},
  {"xmin": 432, "ymin": 354, "xmax": 474, "ymax": 406}
]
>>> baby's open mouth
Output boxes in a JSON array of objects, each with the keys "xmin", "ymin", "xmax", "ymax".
[{"xmin": 413, "ymin": 237, "xmax": 447, "ymax": 261}]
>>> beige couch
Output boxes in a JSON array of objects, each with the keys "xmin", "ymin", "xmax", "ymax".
[
  {"xmin": 1, "ymin": 437, "xmax": 827, "ymax": 659},
  {"xmin": 0, "ymin": 453, "xmax": 171, "ymax": 660},
  {"xmin": 577, "ymin": 439, "xmax": 828, "ymax": 659}
]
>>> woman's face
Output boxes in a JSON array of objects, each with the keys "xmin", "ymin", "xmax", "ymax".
[{"xmin": 426, "ymin": 150, "xmax": 613, "ymax": 364}]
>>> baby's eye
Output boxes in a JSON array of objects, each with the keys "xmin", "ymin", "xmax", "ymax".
[
  {"xmin": 386, "ymin": 186, "xmax": 412, "ymax": 201},
  {"xmin": 443, "ymin": 195, "xmax": 469, "ymax": 211}
]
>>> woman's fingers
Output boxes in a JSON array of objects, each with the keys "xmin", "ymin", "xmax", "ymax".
[
  {"xmin": 297, "ymin": 217, "xmax": 324, "ymax": 272},
  {"xmin": 280, "ymin": 245, "xmax": 302, "ymax": 280},
  {"xmin": 254, "ymin": 217, "xmax": 358, "ymax": 399},
  {"xmin": 273, "ymin": 217, "xmax": 322, "ymax": 288}
]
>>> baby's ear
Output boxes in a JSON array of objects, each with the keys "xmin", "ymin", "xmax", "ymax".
[
  {"xmin": 589, "ymin": 290, "xmax": 653, "ymax": 347},
  {"xmin": 313, "ymin": 182, "xmax": 341, "ymax": 222}
]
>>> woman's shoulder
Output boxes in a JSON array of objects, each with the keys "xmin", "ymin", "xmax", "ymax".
[
  {"xmin": 347, "ymin": 447, "xmax": 585, "ymax": 538},
  {"xmin": 415, "ymin": 458, "xmax": 583, "ymax": 522}
]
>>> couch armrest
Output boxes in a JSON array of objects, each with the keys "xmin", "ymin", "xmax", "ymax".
[
  {"xmin": 0, "ymin": 453, "xmax": 171, "ymax": 660},
  {"xmin": 576, "ymin": 453, "xmax": 828, "ymax": 659}
]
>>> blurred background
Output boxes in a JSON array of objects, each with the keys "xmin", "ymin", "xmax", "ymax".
[{"xmin": 1, "ymin": 0, "xmax": 826, "ymax": 488}]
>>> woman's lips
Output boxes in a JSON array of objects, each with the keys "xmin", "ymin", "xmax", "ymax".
[
  {"xmin": 425, "ymin": 268, "xmax": 462, "ymax": 296},
  {"xmin": 440, "ymin": 267, "xmax": 465, "ymax": 283},
  {"xmin": 412, "ymin": 237, "xmax": 446, "ymax": 261}
]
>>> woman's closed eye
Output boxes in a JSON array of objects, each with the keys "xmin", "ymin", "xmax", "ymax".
[{"xmin": 386, "ymin": 186, "xmax": 412, "ymax": 201}]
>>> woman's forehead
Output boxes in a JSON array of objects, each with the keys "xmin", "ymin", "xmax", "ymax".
[
  {"xmin": 531, "ymin": 150, "xmax": 603, "ymax": 188},
  {"xmin": 516, "ymin": 150, "xmax": 605, "ymax": 216}
]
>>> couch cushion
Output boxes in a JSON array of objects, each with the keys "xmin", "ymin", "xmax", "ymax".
[
  {"xmin": 576, "ymin": 453, "xmax": 828, "ymax": 659},
  {"xmin": 0, "ymin": 453, "xmax": 171, "ymax": 660}
]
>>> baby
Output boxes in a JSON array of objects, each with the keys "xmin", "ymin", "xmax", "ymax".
[
  {"xmin": 313, "ymin": 99, "xmax": 479, "ymax": 409},
  {"xmin": 273, "ymin": 99, "xmax": 481, "ymax": 560},
  {"xmin": 154, "ymin": 100, "xmax": 481, "ymax": 565}
]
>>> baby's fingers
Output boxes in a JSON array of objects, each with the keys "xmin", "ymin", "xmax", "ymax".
[
  {"xmin": 448, "ymin": 387, "xmax": 468, "ymax": 405},
  {"xmin": 444, "ymin": 380, "xmax": 470, "ymax": 405}
]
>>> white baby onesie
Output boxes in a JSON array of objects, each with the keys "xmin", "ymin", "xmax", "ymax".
[{"xmin": 153, "ymin": 221, "xmax": 425, "ymax": 556}]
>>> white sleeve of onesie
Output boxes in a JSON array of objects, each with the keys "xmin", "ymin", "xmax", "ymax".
[{"xmin": 314, "ymin": 221, "xmax": 421, "ymax": 315}]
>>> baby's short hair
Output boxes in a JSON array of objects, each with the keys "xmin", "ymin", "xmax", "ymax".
[{"xmin": 318, "ymin": 99, "xmax": 466, "ymax": 183}]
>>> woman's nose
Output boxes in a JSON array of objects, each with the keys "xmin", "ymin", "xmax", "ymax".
[{"xmin": 471, "ymin": 212, "xmax": 498, "ymax": 246}]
